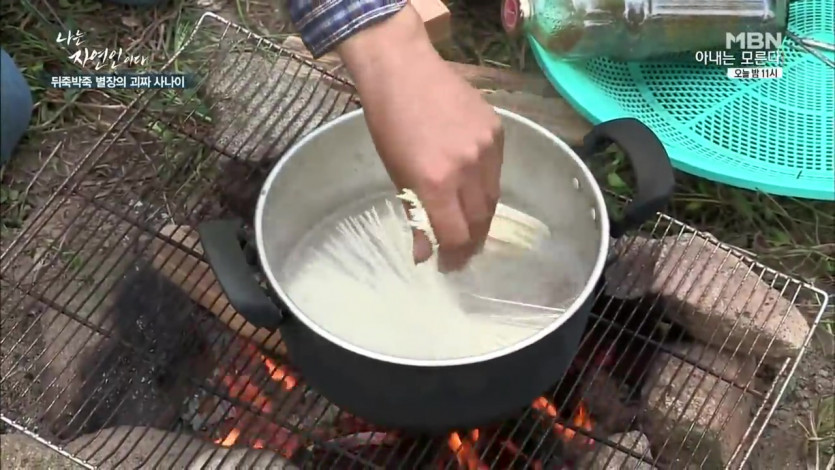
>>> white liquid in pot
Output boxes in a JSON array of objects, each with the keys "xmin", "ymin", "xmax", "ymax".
[{"xmin": 278, "ymin": 194, "xmax": 588, "ymax": 362}]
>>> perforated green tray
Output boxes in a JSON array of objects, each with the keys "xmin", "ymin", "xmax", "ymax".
[{"xmin": 529, "ymin": 0, "xmax": 835, "ymax": 200}]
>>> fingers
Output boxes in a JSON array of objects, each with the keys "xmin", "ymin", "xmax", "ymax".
[
  {"xmin": 421, "ymin": 192, "xmax": 472, "ymax": 272},
  {"xmin": 480, "ymin": 125, "xmax": 504, "ymax": 236},
  {"xmin": 458, "ymin": 171, "xmax": 492, "ymax": 255},
  {"xmin": 400, "ymin": 199, "xmax": 434, "ymax": 263},
  {"xmin": 421, "ymin": 125, "xmax": 504, "ymax": 272},
  {"xmin": 460, "ymin": 124, "xmax": 504, "ymax": 258},
  {"xmin": 485, "ymin": 124, "xmax": 504, "ymax": 204}
]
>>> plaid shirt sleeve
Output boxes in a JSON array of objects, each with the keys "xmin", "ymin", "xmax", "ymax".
[{"xmin": 288, "ymin": 0, "xmax": 408, "ymax": 58}]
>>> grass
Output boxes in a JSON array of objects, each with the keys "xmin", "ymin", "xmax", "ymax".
[
  {"xmin": 0, "ymin": 0, "xmax": 833, "ymax": 463},
  {"xmin": 798, "ymin": 395, "xmax": 835, "ymax": 466}
]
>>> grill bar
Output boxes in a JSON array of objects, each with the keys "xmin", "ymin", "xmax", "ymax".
[
  {"xmin": 0, "ymin": 416, "xmax": 95, "ymax": 469},
  {"xmin": 1, "ymin": 11, "xmax": 828, "ymax": 470}
]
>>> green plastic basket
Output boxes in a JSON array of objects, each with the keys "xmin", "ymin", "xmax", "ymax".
[{"xmin": 529, "ymin": 0, "xmax": 834, "ymax": 201}]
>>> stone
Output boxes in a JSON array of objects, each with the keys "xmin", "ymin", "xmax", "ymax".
[
  {"xmin": 0, "ymin": 433, "xmax": 83, "ymax": 469},
  {"xmin": 188, "ymin": 448, "xmax": 300, "ymax": 470},
  {"xmin": 605, "ymin": 233, "xmax": 810, "ymax": 366},
  {"xmin": 6, "ymin": 197, "xmax": 133, "ymax": 438},
  {"xmin": 642, "ymin": 342, "xmax": 755, "ymax": 469},
  {"xmin": 583, "ymin": 431, "xmax": 656, "ymax": 470},
  {"xmin": 604, "ymin": 236, "xmax": 661, "ymax": 300},
  {"xmin": 65, "ymin": 426, "xmax": 209, "ymax": 469},
  {"xmin": 201, "ymin": 51, "xmax": 357, "ymax": 163}
]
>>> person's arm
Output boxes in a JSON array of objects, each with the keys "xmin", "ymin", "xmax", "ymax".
[
  {"xmin": 288, "ymin": 0, "xmax": 407, "ymax": 58},
  {"xmin": 289, "ymin": 1, "xmax": 504, "ymax": 272}
]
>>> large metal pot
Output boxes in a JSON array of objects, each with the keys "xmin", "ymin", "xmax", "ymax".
[{"xmin": 198, "ymin": 108, "xmax": 674, "ymax": 433}]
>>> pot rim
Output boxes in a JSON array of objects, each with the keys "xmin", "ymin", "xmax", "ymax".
[{"xmin": 255, "ymin": 107, "xmax": 610, "ymax": 367}]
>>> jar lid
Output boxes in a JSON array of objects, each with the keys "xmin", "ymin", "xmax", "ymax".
[{"xmin": 501, "ymin": 0, "xmax": 529, "ymax": 36}]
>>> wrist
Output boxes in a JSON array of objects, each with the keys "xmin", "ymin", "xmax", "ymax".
[{"xmin": 336, "ymin": 4, "xmax": 439, "ymax": 89}]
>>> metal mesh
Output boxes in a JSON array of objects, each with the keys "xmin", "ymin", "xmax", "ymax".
[{"xmin": 0, "ymin": 13, "xmax": 829, "ymax": 470}]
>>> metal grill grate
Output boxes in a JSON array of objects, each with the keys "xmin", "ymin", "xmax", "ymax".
[{"xmin": 0, "ymin": 13, "xmax": 829, "ymax": 470}]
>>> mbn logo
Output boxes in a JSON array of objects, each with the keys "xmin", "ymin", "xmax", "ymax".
[{"xmin": 726, "ymin": 32, "xmax": 783, "ymax": 50}]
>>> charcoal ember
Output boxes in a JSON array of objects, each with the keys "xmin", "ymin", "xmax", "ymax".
[
  {"xmin": 188, "ymin": 447, "xmax": 300, "ymax": 469},
  {"xmin": 582, "ymin": 431, "xmax": 655, "ymax": 470},
  {"xmin": 217, "ymin": 410, "xmax": 303, "ymax": 458},
  {"xmin": 642, "ymin": 342, "xmax": 755, "ymax": 469},
  {"xmin": 608, "ymin": 234, "xmax": 809, "ymax": 366}
]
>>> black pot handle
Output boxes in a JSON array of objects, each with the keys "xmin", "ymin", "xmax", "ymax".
[
  {"xmin": 197, "ymin": 219, "xmax": 284, "ymax": 330},
  {"xmin": 582, "ymin": 118, "xmax": 675, "ymax": 239}
]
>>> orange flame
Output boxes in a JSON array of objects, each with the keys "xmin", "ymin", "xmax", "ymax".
[
  {"xmin": 214, "ymin": 428, "xmax": 241, "ymax": 447},
  {"xmin": 262, "ymin": 355, "xmax": 298, "ymax": 390},
  {"xmin": 448, "ymin": 430, "xmax": 488, "ymax": 470},
  {"xmin": 222, "ymin": 374, "xmax": 274, "ymax": 413},
  {"xmin": 531, "ymin": 396, "xmax": 594, "ymax": 446},
  {"xmin": 213, "ymin": 348, "xmax": 302, "ymax": 457}
]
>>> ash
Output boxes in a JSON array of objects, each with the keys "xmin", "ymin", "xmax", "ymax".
[{"xmin": 40, "ymin": 262, "xmax": 212, "ymax": 442}]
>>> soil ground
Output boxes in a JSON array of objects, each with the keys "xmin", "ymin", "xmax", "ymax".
[{"xmin": 0, "ymin": 0, "xmax": 832, "ymax": 468}]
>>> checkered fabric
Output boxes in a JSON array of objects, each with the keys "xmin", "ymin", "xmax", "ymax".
[{"xmin": 289, "ymin": 0, "xmax": 408, "ymax": 58}]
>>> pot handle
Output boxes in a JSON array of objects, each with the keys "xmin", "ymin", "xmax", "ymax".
[
  {"xmin": 197, "ymin": 219, "xmax": 284, "ymax": 330},
  {"xmin": 582, "ymin": 118, "xmax": 675, "ymax": 238}
]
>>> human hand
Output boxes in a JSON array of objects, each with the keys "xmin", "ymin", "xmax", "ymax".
[{"xmin": 336, "ymin": 5, "xmax": 504, "ymax": 272}]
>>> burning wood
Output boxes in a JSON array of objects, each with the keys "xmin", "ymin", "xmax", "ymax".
[
  {"xmin": 262, "ymin": 355, "xmax": 298, "ymax": 391},
  {"xmin": 448, "ymin": 430, "xmax": 488, "ymax": 470},
  {"xmin": 531, "ymin": 397, "xmax": 595, "ymax": 447},
  {"xmin": 207, "ymin": 338, "xmax": 305, "ymax": 460},
  {"xmin": 213, "ymin": 410, "xmax": 303, "ymax": 459},
  {"xmin": 445, "ymin": 426, "xmax": 564, "ymax": 470}
]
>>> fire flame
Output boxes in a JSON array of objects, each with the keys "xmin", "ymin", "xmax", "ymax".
[
  {"xmin": 262, "ymin": 355, "xmax": 298, "ymax": 391},
  {"xmin": 221, "ymin": 374, "xmax": 275, "ymax": 413},
  {"xmin": 209, "ymin": 344, "xmax": 596, "ymax": 467},
  {"xmin": 531, "ymin": 396, "xmax": 594, "ymax": 446},
  {"xmin": 447, "ymin": 430, "xmax": 488, "ymax": 470},
  {"xmin": 212, "ymin": 349, "xmax": 302, "ymax": 457},
  {"xmin": 217, "ymin": 428, "xmax": 240, "ymax": 447}
]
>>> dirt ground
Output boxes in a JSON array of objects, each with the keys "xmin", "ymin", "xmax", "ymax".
[
  {"xmin": 751, "ymin": 326, "xmax": 835, "ymax": 469},
  {"xmin": 0, "ymin": 0, "xmax": 832, "ymax": 468}
]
